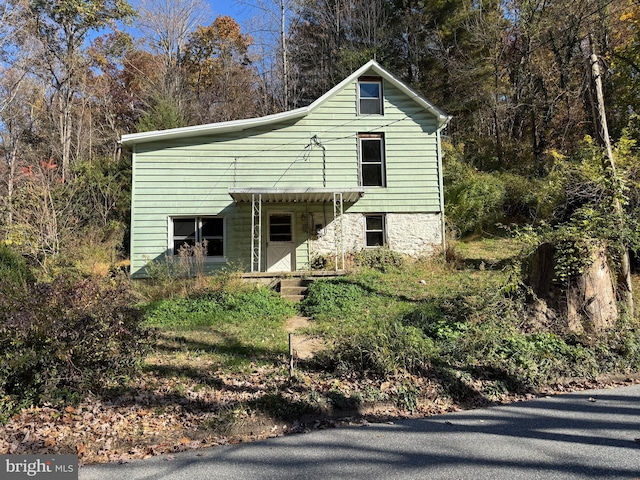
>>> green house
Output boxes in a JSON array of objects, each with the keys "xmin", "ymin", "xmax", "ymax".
[{"xmin": 121, "ymin": 60, "xmax": 451, "ymax": 277}]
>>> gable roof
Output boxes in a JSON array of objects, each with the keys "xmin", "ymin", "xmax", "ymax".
[{"xmin": 120, "ymin": 60, "xmax": 452, "ymax": 147}]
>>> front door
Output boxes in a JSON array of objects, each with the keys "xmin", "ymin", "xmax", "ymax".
[{"xmin": 267, "ymin": 213, "xmax": 295, "ymax": 272}]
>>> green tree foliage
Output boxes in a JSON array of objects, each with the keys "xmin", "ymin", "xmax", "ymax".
[
  {"xmin": 136, "ymin": 96, "xmax": 186, "ymax": 132},
  {"xmin": 515, "ymin": 133, "xmax": 640, "ymax": 294}
]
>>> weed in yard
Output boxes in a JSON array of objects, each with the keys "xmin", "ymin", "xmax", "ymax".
[
  {"xmin": 362, "ymin": 385, "xmax": 389, "ymax": 403},
  {"xmin": 395, "ymin": 383, "xmax": 419, "ymax": 412},
  {"xmin": 203, "ymin": 405, "xmax": 249, "ymax": 436},
  {"xmin": 317, "ymin": 316, "xmax": 436, "ymax": 377},
  {"xmin": 129, "ymin": 237, "xmax": 640, "ymax": 437},
  {"xmin": 301, "ymin": 279, "xmax": 372, "ymax": 321},
  {"xmin": 251, "ymin": 390, "xmax": 321, "ymax": 419},
  {"xmin": 326, "ymin": 388, "xmax": 360, "ymax": 410}
]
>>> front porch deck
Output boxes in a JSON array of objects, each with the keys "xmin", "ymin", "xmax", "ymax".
[
  {"xmin": 241, "ymin": 270, "xmax": 346, "ymax": 280},
  {"xmin": 241, "ymin": 270, "xmax": 347, "ymax": 297}
]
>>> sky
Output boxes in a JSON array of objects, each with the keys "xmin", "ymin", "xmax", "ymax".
[
  {"xmin": 204, "ymin": 0, "xmax": 286, "ymax": 56},
  {"xmin": 115, "ymin": 0, "xmax": 283, "ymax": 64},
  {"xmin": 206, "ymin": 1, "xmax": 262, "ymax": 31}
]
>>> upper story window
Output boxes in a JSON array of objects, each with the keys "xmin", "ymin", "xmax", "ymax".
[
  {"xmin": 171, "ymin": 217, "xmax": 224, "ymax": 257},
  {"xmin": 358, "ymin": 77, "xmax": 383, "ymax": 115},
  {"xmin": 359, "ymin": 133, "xmax": 386, "ymax": 187}
]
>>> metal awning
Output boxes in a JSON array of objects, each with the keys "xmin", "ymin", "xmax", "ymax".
[{"xmin": 228, "ymin": 187, "xmax": 365, "ymax": 203}]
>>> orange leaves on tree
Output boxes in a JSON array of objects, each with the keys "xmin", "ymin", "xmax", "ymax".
[{"xmin": 41, "ymin": 157, "xmax": 57, "ymax": 170}]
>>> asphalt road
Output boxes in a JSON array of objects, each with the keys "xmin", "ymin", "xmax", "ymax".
[{"xmin": 79, "ymin": 384, "xmax": 640, "ymax": 480}]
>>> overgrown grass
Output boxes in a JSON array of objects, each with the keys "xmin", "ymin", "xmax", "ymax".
[
  {"xmin": 142, "ymin": 284, "xmax": 296, "ymax": 370},
  {"xmin": 302, "ymin": 240, "xmax": 640, "ymax": 399}
]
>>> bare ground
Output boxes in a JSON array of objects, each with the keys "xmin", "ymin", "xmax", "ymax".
[{"xmin": 285, "ymin": 315, "xmax": 325, "ymax": 360}]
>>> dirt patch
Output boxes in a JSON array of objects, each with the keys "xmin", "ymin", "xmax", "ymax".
[{"xmin": 285, "ymin": 316, "xmax": 325, "ymax": 360}]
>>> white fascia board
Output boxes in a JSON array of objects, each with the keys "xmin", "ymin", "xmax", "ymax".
[{"xmin": 120, "ymin": 107, "xmax": 309, "ymax": 147}]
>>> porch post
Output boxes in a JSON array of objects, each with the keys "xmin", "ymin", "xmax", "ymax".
[
  {"xmin": 251, "ymin": 193, "xmax": 262, "ymax": 272},
  {"xmin": 333, "ymin": 192, "xmax": 344, "ymax": 271}
]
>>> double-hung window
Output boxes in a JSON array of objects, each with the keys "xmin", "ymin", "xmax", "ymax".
[
  {"xmin": 359, "ymin": 133, "xmax": 385, "ymax": 187},
  {"xmin": 365, "ymin": 215, "xmax": 385, "ymax": 247},
  {"xmin": 171, "ymin": 217, "xmax": 224, "ymax": 257},
  {"xmin": 358, "ymin": 78, "xmax": 383, "ymax": 115}
]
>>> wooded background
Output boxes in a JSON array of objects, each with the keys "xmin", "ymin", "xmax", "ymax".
[{"xmin": 1, "ymin": 0, "xmax": 640, "ymax": 278}]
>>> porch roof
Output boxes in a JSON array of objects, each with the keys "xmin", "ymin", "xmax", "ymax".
[{"xmin": 228, "ymin": 187, "xmax": 365, "ymax": 204}]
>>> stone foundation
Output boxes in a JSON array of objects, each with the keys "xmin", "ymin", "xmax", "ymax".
[{"xmin": 310, "ymin": 212, "xmax": 442, "ymax": 257}]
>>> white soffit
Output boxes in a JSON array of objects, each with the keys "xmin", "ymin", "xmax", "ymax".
[{"xmin": 228, "ymin": 187, "xmax": 365, "ymax": 204}]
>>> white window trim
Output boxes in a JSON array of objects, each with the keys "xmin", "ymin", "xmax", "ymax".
[
  {"xmin": 358, "ymin": 134, "xmax": 386, "ymax": 188},
  {"xmin": 364, "ymin": 214, "xmax": 386, "ymax": 248},
  {"xmin": 357, "ymin": 79, "xmax": 383, "ymax": 115},
  {"xmin": 168, "ymin": 216, "xmax": 226, "ymax": 261}
]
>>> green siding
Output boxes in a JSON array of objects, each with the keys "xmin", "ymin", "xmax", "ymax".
[{"xmin": 130, "ymin": 71, "xmax": 443, "ymax": 276}]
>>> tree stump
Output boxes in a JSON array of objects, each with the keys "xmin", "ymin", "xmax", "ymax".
[{"xmin": 526, "ymin": 243, "xmax": 618, "ymax": 334}]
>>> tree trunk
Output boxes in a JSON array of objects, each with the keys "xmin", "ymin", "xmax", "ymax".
[
  {"xmin": 526, "ymin": 243, "xmax": 618, "ymax": 334},
  {"xmin": 589, "ymin": 50, "xmax": 634, "ymax": 317}
]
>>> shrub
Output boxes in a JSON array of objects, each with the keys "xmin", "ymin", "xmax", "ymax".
[
  {"xmin": 499, "ymin": 172, "xmax": 544, "ymax": 222},
  {"xmin": 0, "ymin": 243, "xmax": 36, "ymax": 289},
  {"xmin": 401, "ymin": 287, "xmax": 604, "ymax": 390},
  {"xmin": 0, "ymin": 276, "xmax": 153, "ymax": 414},
  {"xmin": 462, "ymin": 325, "xmax": 600, "ymax": 387},
  {"xmin": 353, "ymin": 247, "xmax": 405, "ymax": 272},
  {"xmin": 443, "ymin": 142, "xmax": 506, "ymax": 235},
  {"xmin": 446, "ymin": 170, "xmax": 506, "ymax": 235},
  {"xmin": 309, "ymin": 254, "xmax": 329, "ymax": 270}
]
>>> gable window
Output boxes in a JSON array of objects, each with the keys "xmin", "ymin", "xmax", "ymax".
[
  {"xmin": 358, "ymin": 78, "xmax": 383, "ymax": 115},
  {"xmin": 359, "ymin": 133, "xmax": 386, "ymax": 187},
  {"xmin": 171, "ymin": 217, "xmax": 224, "ymax": 257},
  {"xmin": 365, "ymin": 215, "xmax": 385, "ymax": 247}
]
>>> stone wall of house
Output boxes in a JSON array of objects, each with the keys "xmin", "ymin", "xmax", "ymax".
[
  {"xmin": 386, "ymin": 213, "xmax": 442, "ymax": 256},
  {"xmin": 310, "ymin": 213, "xmax": 442, "ymax": 258}
]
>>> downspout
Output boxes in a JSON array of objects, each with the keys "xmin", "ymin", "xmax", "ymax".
[
  {"xmin": 436, "ymin": 118, "xmax": 451, "ymax": 256},
  {"xmin": 130, "ymin": 143, "xmax": 137, "ymax": 275}
]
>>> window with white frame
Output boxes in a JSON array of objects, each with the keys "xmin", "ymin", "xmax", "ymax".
[
  {"xmin": 171, "ymin": 217, "xmax": 224, "ymax": 257},
  {"xmin": 358, "ymin": 78, "xmax": 383, "ymax": 115},
  {"xmin": 365, "ymin": 215, "xmax": 385, "ymax": 247},
  {"xmin": 359, "ymin": 133, "xmax": 386, "ymax": 187}
]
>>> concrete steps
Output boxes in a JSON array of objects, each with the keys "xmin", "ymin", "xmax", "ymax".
[{"xmin": 280, "ymin": 278, "xmax": 314, "ymax": 302}]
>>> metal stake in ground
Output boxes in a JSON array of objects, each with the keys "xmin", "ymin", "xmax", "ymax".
[{"xmin": 289, "ymin": 333, "xmax": 294, "ymax": 378}]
